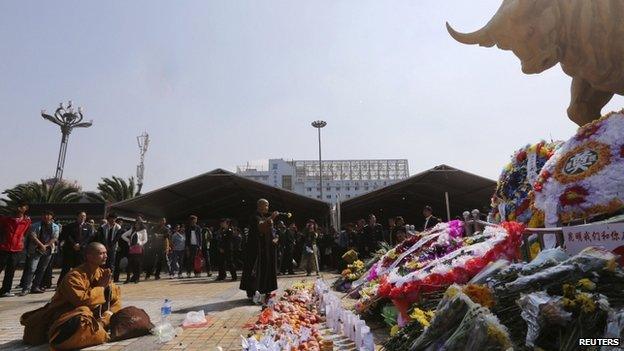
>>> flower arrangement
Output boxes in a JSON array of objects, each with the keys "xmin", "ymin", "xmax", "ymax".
[
  {"xmin": 379, "ymin": 222, "xmax": 523, "ymax": 319},
  {"xmin": 353, "ymin": 221, "xmax": 468, "ymax": 313},
  {"xmin": 490, "ymin": 140, "xmax": 560, "ymax": 226},
  {"xmin": 533, "ymin": 111, "xmax": 624, "ymax": 225}
]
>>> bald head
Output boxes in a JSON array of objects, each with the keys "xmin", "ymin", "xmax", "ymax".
[
  {"xmin": 257, "ymin": 198, "xmax": 269, "ymax": 214},
  {"xmin": 85, "ymin": 242, "xmax": 108, "ymax": 267}
]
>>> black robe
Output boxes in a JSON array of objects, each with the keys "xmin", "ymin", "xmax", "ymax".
[{"xmin": 239, "ymin": 212, "xmax": 278, "ymax": 295}]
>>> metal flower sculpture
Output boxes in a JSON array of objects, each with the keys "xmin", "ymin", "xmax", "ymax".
[{"xmin": 41, "ymin": 101, "xmax": 93, "ymax": 180}]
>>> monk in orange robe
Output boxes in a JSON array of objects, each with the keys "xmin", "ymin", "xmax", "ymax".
[{"xmin": 21, "ymin": 242, "xmax": 122, "ymax": 349}]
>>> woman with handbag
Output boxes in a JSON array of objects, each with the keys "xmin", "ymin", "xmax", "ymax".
[{"xmin": 121, "ymin": 219, "xmax": 148, "ymax": 284}]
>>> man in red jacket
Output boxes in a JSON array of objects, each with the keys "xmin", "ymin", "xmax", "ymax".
[{"xmin": 0, "ymin": 203, "xmax": 32, "ymax": 297}]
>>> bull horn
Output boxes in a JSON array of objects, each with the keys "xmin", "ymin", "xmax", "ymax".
[{"xmin": 446, "ymin": 22, "xmax": 496, "ymax": 47}]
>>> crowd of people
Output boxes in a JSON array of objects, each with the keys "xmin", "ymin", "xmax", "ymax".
[{"xmin": 0, "ymin": 201, "xmax": 441, "ymax": 299}]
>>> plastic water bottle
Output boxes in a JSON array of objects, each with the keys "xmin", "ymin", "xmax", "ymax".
[{"xmin": 161, "ymin": 299, "xmax": 172, "ymax": 323}]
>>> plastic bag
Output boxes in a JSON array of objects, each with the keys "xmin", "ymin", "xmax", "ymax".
[
  {"xmin": 410, "ymin": 285, "xmax": 473, "ymax": 350},
  {"xmin": 151, "ymin": 322, "xmax": 182, "ymax": 343},
  {"xmin": 517, "ymin": 291, "xmax": 570, "ymax": 348},
  {"xmin": 182, "ymin": 310, "xmax": 208, "ymax": 328},
  {"xmin": 469, "ymin": 259, "xmax": 510, "ymax": 285},
  {"xmin": 505, "ymin": 247, "xmax": 615, "ymax": 293},
  {"xmin": 443, "ymin": 305, "xmax": 513, "ymax": 351},
  {"xmin": 602, "ymin": 308, "xmax": 624, "ymax": 351},
  {"xmin": 521, "ymin": 247, "xmax": 568, "ymax": 275}
]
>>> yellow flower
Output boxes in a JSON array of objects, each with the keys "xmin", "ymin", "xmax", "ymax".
[
  {"xmin": 528, "ymin": 211, "xmax": 545, "ymax": 228},
  {"xmin": 347, "ymin": 273, "xmax": 357, "ymax": 281},
  {"xmin": 406, "ymin": 260, "xmax": 422, "ymax": 270},
  {"xmin": 486, "ymin": 323, "xmax": 512, "ymax": 349},
  {"xmin": 463, "ymin": 284, "xmax": 495, "ymax": 308},
  {"xmin": 387, "ymin": 250, "xmax": 398, "ymax": 260},
  {"xmin": 409, "ymin": 308, "xmax": 435, "ymax": 328},
  {"xmin": 576, "ymin": 278, "xmax": 596, "ymax": 291},
  {"xmin": 562, "ymin": 284, "xmax": 576, "ymax": 299},
  {"xmin": 576, "ymin": 293, "xmax": 596, "ymax": 314},
  {"xmin": 390, "ymin": 325, "xmax": 400, "ymax": 336},
  {"xmin": 562, "ymin": 297, "xmax": 576, "ymax": 310},
  {"xmin": 444, "ymin": 285, "xmax": 461, "ymax": 299},
  {"xmin": 529, "ymin": 242, "xmax": 541, "ymax": 260}
]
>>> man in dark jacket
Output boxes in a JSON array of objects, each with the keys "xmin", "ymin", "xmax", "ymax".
[
  {"xmin": 185, "ymin": 215, "xmax": 203, "ymax": 278},
  {"xmin": 216, "ymin": 219, "xmax": 237, "ymax": 281},
  {"xmin": 422, "ymin": 205, "xmax": 440, "ymax": 232},
  {"xmin": 146, "ymin": 217, "xmax": 170, "ymax": 280},
  {"xmin": 94, "ymin": 213, "xmax": 124, "ymax": 279},
  {"xmin": 362, "ymin": 214, "xmax": 384, "ymax": 252},
  {"xmin": 58, "ymin": 211, "xmax": 94, "ymax": 283},
  {"xmin": 278, "ymin": 222, "xmax": 296, "ymax": 275}
]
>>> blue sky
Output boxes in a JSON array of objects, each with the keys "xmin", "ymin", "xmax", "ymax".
[{"xmin": 1, "ymin": 0, "xmax": 623, "ymax": 193}]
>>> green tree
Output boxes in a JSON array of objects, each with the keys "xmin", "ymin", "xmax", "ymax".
[
  {"xmin": 86, "ymin": 176, "xmax": 138, "ymax": 203},
  {"xmin": 0, "ymin": 179, "xmax": 83, "ymax": 214}
]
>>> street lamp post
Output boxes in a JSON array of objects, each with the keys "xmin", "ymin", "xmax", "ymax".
[
  {"xmin": 311, "ymin": 120, "xmax": 327, "ymax": 201},
  {"xmin": 41, "ymin": 101, "xmax": 93, "ymax": 181}
]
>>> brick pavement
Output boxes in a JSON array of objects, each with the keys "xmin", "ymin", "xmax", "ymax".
[{"xmin": 0, "ymin": 270, "xmax": 350, "ymax": 351}]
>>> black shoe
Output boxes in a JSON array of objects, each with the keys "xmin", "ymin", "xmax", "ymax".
[
  {"xmin": 288, "ymin": 271, "xmax": 295, "ymax": 275},
  {"xmin": 123, "ymin": 281, "xmax": 131, "ymax": 285},
  {"xmin": 155, "ymin": 276, "xmax": 161, "ymax": 280},
  {"xmin": 231, "ymin": 277, "xmax": 238, "ymax": 281},
  {"xmin": 31, "ymin": 288, "xmax": 45, "ymax": 294}
]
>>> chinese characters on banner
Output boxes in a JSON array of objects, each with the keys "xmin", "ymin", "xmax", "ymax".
[{"xmin": 562, "ymin": 222, "xmax": 624, "ymax": 256}]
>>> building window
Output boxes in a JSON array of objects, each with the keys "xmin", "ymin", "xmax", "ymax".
[
  {"xmin": 282, "ymin": 175, "xmax": 292, "ymax": 190},
  {"xmin": 365, "ymin": 187, "xmax": 369, "ymax": 191},
  {"xmin": 346, "ymin": 187, "xmax": 350, "ymax": 191},
  {"xmin": 335, "ymin": 187, "xmax": 340, "ymax": 191},
  {"xmin": 354, "ymin": 187, "xmax": 359, "ymax": 191},
  {"xmin": 326, "ymin": 187, "xmax": 330, "ymax": 191},
  {"xmin": 307, "ymin": 187, "xmax": 312, "ymax": 192},
  {"xmin": 272, "ymin": 163, "xmax": 278, "ymax": 170},
  {"xmin": 317, "ymin": 195, "xmax": 321, "ymax": 199},
  {"xmin": 326, "ymin": 195, "xmax": 331, "ymax": 199},
  {"xmin": 346, "ymin": 194, "xmax": 351, "ymax": 198},
  {"xmin": 317, "ymin": 187, "xmax": 320, "ymax": 191}
]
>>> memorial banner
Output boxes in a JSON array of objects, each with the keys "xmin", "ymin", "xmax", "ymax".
[{"xmin": 562, "ymin": 222, "xmax": 624, "ymax": 256}]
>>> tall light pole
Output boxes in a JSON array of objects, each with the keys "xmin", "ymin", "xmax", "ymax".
[
  {"xmin": 311, "ymin": 120, "xmax": 327, "ymax": 201},
  {"xmin": 41, "ymin": 101, "xmax": 93, "ymax": 181}
]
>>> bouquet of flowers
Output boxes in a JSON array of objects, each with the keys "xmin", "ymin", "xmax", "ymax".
[
  {"xmin": 409, "ymin": 285, "xmax": 513, "ymax": 351},
  {"xmin": 533, "ymin": 111, "xmax": 624, "ymax": 226},
  {"xmin": 341, "ymin": 260, "xmax": 366, "ymax": 282},
  {"xmin": 490, "ymin": 141, "xmax": 560, "ymax": 226}
]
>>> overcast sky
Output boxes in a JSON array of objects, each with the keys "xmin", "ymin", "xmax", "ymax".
[{"xmin": 1, "ymin": 1, "xmax": 623, "ymax": 193}]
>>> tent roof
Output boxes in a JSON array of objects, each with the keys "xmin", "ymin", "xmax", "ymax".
[
  {"xmin": 110, "ymin": 169, "xmax": 330, "ymax": 225},
  {"xmin": 340, "ymin": 164, "xmax": 496, "ymax": 224}
]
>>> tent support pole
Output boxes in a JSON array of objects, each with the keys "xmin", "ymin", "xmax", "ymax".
[{"xmin": 445, "ymin": 191, "xmax": 451, "ymax": 221}]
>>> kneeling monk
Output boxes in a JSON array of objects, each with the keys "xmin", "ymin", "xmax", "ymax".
[{"xmin": 21, "ymin": 242, "xmax": 122, "ymax": 349}]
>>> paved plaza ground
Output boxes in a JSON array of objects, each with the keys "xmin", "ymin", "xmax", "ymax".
[{"xmin": 0, "ymin": 270, "xmax": 384, "ymax": 350}]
